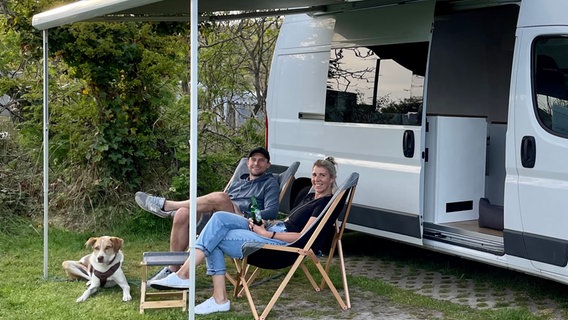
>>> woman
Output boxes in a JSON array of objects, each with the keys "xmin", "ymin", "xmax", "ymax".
[{"xmin": 149, "ymin": 157, "xmax": 338, "ymax": 315}]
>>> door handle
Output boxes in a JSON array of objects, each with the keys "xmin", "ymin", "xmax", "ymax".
[
  {"xmin": 403, "ymin": 130, "xmax": 415, "ymax": 158},
  {"xmin": 521, "ymin": 136, "xmax": 536, "ymax": 168}
]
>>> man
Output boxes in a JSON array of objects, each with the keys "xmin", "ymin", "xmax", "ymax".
[{"xmin": 135, "ymin": 147, "xmax": 279, "ymax": 280}]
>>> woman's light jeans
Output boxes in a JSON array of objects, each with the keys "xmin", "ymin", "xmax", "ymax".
[{"xmin": 195, "ymin": 211, "xmax": 287, "ymax": 276}]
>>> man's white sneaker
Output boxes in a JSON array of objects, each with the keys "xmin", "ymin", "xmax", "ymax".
[
  {"xmin": 135, "ymin": 191, "xmax": 175, "ymax": 218},
  {"xmin": 148, "ymin": 272, "xmax": 189, "ymax": 290},
  {"xmin": 195, "ymin": 296, "xmax": 231, "ymax": 315},
  {"xmin": 148, "ymin": 267, "xmax": 172, "ymax": 282}
]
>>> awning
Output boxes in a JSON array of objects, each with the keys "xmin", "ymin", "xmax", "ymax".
[
  {"xmin": 32, "ymin": 0, "xmax": 350, "ymax": 30},
  {"xmin": 30, "ymin": 0, "xmax": 381, "ymax": 318}
]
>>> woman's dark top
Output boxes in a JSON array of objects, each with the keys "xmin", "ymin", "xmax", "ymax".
[{"xmin": 284, "ymin": 193, "xmax": 332, "ymax": 233}]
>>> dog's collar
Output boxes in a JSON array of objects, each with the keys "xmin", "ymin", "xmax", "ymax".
[{"xmin": 107, "ymin": 254, "xmax": 117, "ymax": 266}]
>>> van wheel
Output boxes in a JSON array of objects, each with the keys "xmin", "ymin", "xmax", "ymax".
[{"xmin": 291, "ymin": 185, "xmax": 311, "ymax": 209}]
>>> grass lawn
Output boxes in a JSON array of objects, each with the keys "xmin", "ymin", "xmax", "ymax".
[{"xmin": 0, "ymin": 216, "xmax": 563, "ymax": 320}]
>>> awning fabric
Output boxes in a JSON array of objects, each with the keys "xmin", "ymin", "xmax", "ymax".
[{"xmin": 32, "ymin": 0, "xmax": 349, "ymax": 30}]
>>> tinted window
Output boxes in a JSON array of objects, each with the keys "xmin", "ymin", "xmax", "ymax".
[
  {"xmin": 534, "ymin": 37, "xmax": 568, "ymax": 136},
  {"xmin": 325, "ymin": 42, "xmax": 428, "ymax": 126}
]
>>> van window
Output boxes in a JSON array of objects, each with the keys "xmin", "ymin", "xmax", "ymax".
[
  {"xmin": 325, "ymin": 43, "xmax": 427, "ymax": 125},
  {"xmin": 533, "ymin": 37, "xmax": 568, "ymax": 136}
]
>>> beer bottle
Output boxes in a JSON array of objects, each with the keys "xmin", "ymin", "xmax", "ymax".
[{"xmin": 250, "ymin": 196, "xmax": 262, "ymax": 225}]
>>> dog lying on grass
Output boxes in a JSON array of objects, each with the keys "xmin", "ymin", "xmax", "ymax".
[{"xmin": 62, "ymin": 236, "xmax": 132, "ymax": 303}]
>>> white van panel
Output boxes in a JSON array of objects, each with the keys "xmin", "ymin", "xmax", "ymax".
[
  {"xmin": 267, "ymin": 14, "xmax": 335, "ymax": 166},
  {"xmin": 518, "ymin": 0, "xmax": 568, "ymax": 28},
  {"xmin": 321, "ymin": 123, "xmax": 421, "ymax": 213},
  {"xmin": 332, "ymin": 0, "xmax": 435, "ymax": 47},
  {"xmin": 273, "ymin": 14, "xmax": 335, "ymax": 50}
]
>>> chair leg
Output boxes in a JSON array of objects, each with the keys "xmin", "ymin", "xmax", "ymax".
[
  {"xmin": 300, "ymin": 262, "xmax": 320, "ymax": 291},
  {"xmin": 336, "ymin": 239, "xmax": 350, "ymax": 309},
  {"xmin": 241, "ymin": 255, "xmax": 307, "ymax": 320},
  {"xmin": 260, "ymin": 256, "xmax": 309, "ymax": 320},
  {"xmin": 228, "ymin": 259, "xmax": 261, "ymax": 298},
  {"xmin": 238, "ymin": 266, "xmax": 260, "ymax": 298},
  {"xmin": 239, "ymin": 258, "xmax": 260, "ymax": 320},
  {"xmin": 140, "ymin": 263, "xmax": 148, "ymax": 314},
  {"xmin": 320, "ymin": 230, "xmax": 340, "ymax": 290},
  {"xmin": 140, "ymin": 281, "xmax": 147, "ymax": 314},
  {"xmin": 318, "ymin": 229, "xmax": 351, "ymax": 309},
  {"xmin": 226, "ymin": 260, "xmax": 240, "ymax": 297},
  {"xmin": 310, "ymin": 251, "xmax": 348, "ymax": 311}
]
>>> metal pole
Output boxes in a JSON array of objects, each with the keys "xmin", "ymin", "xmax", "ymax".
[
  {"xmin": 42, "ymin": 29, "xmax": 49, "ymax": 279},
  {"xmin": 188, "ymin": 0, "xmax": 198, "ymax": 318}
]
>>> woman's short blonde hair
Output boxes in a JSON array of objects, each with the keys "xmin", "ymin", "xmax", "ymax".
[
  {"xmin": 313, "ymin": 156, "xmax": 337, "ymax": 178},
  {"xmin": 311, "ymin": 156, "xmax": 338, "ymax": 193}
]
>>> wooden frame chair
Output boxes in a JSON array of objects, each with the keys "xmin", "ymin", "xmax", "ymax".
[
  {"xmin": 233, "ymin": 172, "xmax": 359, "ymax": 320},
  {"xmin": 139, "ymin": 160, "xmax": 300, "ymax": 313}
]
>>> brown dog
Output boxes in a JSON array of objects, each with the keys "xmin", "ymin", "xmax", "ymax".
[{"xmin": 62, "ymin": 236, "xmax": 132, "ymax": 303}]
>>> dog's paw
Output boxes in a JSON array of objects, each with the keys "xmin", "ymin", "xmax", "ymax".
[
  {"xmin": 76, "ymin": 295, "xmax": 88, "ymax": 303},
  {"xmin": 122, "ymin": 293, "xmax": 132, "ymax": 302},
  {"xmin": 85, "ymin": 281, "xmax": 91, "ymax": 287}
]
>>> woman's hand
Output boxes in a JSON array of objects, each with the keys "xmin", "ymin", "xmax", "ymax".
[{"xmin": 249, "ymin": 219, "xmax": 271, "ymax": 237}]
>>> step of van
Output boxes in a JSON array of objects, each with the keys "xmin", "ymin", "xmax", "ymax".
[{"xmin": 423, "ymin": 222, "xmax": 504, "ymax": 255}]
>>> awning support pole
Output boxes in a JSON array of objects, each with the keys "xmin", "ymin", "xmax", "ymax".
[
  {"xmin": 188, "ymin": 0, "xmax": 198, "ymax": 319},
  {"xmin": 42, "ymin": 29, "xmax": 50, "ymax": 279}
]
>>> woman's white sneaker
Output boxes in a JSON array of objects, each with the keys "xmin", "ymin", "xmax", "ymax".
[{"xmin": 195, "ymin": 296, "xmax": 230, "ymax": 314}]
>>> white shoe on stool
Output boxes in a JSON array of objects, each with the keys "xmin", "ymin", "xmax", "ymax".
[
  {"xmin": 195, "ymin": 296, "xmax": 230, "ymax": 314},
  {"xmin": 149, "ymin": 266, "xmax": 172, "ymax": 282},
  {"xmin": 149, "ymin": 272, "xmax": 189, "ymax": 290}
]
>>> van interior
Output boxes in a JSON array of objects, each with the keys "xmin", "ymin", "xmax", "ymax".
[{"xmin": 421, "ymin": 4, "xmax": 519, "ymax": 254}]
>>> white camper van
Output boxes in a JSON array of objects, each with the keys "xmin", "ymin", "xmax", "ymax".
[{"xmin": 266, "ymin": 0, "xmax": 568, "ymax": 284}]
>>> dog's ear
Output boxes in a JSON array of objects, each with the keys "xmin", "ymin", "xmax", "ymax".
[
  {"xmin": 85, "ymin": 237, "xmax": 98, "ymax": 248},
  {"xmin": 110, "ymin": 237, "xmax": 124, "ymax": 252}
]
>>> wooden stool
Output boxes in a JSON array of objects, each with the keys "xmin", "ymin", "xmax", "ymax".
[{"xmin": 140, "ymin": 252, "xmax": 189, "ymax": 313}]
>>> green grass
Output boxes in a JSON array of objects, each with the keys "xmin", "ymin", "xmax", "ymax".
[{"xmin": 0, "ymin": 218, "xmax": 565, "ymax": 319}]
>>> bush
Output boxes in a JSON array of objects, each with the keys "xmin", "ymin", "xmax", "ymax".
[{"xmin": 0, "ymin": 118, "xmax": 42, "ymax": 233}]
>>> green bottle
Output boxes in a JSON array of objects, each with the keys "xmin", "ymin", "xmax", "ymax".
[{"xmin": 250, "ymin": 196, "xmax": 262, "ymax": 225}]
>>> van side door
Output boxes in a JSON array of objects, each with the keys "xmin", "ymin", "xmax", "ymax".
[{"xmin": 322, "ymin": 1, "xmax": 435, "ymax": 244}]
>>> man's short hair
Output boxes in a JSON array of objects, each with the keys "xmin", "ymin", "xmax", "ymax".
[{"xmin": 248, "ymin": 147, "xmax": 270, "ymax": 162}]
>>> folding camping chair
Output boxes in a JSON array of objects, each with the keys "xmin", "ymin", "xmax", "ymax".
[
  {"xmin": 139, "ymin": 159, "xmax": 300, "ymax": 313},
  {"xmin": 233, "ymin": 172, "xmax": 359, "ymax": 320}
]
